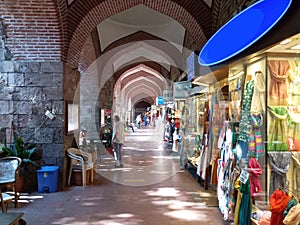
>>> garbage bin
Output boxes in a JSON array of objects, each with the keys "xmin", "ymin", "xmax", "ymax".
[{"xmin": 37, "ymin": 166, "xmax": 59, "ymax": 193}]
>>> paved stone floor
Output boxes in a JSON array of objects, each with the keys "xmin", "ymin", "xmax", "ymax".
[{"xmin": 7, "ymin": 125, "xmax": 230, "ymax": 225}]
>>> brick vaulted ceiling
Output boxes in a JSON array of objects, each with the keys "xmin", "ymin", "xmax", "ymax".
[{"xmin": 63, "ymin": 0, "xmax": 219, "ymax": 68}]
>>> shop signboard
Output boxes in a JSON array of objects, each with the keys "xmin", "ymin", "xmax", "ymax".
[
  {"xmin": 163, "ymin": 89, "xmax": 173, "ymax": 102},
  {"xmin": 156, "ymin": 96, "xmax": 165, "ymax": 105},
  {"xmin": 173, "ymin": 81, "xmax": 192, "ymax": 99},
  {"xmin": 187, "ymin": 52, "xmax": 200, "ymax": 80},
  {"xmin": 199, "ymin": 0, "xmax": 292, "ymax": 66}
]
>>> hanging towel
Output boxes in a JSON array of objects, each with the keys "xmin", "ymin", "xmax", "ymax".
[
  {"xmin": 268, "ymin": 60, "xmax": 289, "ymax": 106},
  {"xmin": 248, "ymin": 113, "xmax": 264, "ymax": 158},
  {"xmin": 283, "ymin": 198, "xmax": 299, "ymax": 218}
]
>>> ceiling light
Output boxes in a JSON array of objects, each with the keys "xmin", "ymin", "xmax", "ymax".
[
  {"xmin": 290, "ymin": 44, "xmax": 300, "ymax": 50},
  {"xmin": 280, "ymin": 38, "xmax": 292, "ymax": 45}
]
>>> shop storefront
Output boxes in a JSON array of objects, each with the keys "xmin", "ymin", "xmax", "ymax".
[{"xmin": 194, "ymin": 0, "xmax": 300, "ymax": 224}]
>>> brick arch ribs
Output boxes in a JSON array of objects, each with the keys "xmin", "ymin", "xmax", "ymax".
[{"xmin": 66, "ymin": 0, "xmax": 208, "ymax": 68}]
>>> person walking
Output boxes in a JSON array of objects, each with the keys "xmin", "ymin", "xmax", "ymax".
[
  {"xmin": 126, "ymin": 119, "xmax": 135, "ymax": 132},
  {"xmin": 136, "ymin": 114, "xmax": 141, "ymax": 129},
  {"xmin": 112, "ymin": 115, "xmax": 124, "ymax": 167}
]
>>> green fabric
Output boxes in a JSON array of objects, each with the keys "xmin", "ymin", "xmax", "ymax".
[
  {"xmin": 268, "ymin": 106, "xmax": 288, "ymax": 151},
  {"xmin": 239, "ymin": 179, "xmax": 251, "ymax": 225},
  {"xmin": 238, "ymin": 80, "xmax": 254, "ymax": 143}
]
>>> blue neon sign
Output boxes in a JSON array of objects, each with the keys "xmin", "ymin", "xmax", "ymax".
[{"xmin": 199, "ymin": 0, "xmax": 292, "ymax": 66}]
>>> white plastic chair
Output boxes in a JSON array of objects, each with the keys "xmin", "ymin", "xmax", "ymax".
[
  {"xmin": 67, "ymin": 148, "xmax": 94, "ymax": 187},
  {"xmin": 0, "ymin": 157, "xmax": 22, "ymax": 211}
]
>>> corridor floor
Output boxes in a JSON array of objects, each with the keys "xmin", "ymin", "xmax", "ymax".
[{"xmin": 8, "ymin": 125, "xmax": 229, "ymax": 225}]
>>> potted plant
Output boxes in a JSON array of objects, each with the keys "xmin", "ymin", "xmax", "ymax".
[{"xmin": 1, "ymin": 136, "xmax": 40, "ymax": 191}]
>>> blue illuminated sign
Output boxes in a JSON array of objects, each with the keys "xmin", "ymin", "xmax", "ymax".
[{"xmin": 199, "ymin": 0, "xmax": 292, "ymax": 66}]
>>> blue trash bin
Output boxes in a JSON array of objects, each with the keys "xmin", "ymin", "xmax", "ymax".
[{"xmin": 37, "ymin": 166, "xmax": 59, "ymax": 193}]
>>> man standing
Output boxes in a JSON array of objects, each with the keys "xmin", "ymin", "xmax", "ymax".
[{"xmin": 112, "ymin": 115, "xmax": 124, "ymax": 167}]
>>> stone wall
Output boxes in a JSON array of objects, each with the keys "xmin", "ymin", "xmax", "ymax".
[{"xmin": 0, "ymin": 60, "xmax": 64, "ymax": 190}]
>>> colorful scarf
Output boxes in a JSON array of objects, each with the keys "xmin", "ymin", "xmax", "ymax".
[
  {"xmin": 268, "ymin": 152, "xmax": 292, "ymax": 195},
  {"xmin": 287, "ymin": 107, "xmax": 300, "ymax": 151},
  {"xmin": 268, "ymin": 106, "xmax": 288, "ymax": 151},
  {"xmin": 239, "ymin": 178, "xmax": 251, "ymax": 225},
  {"xmin": 268, "ymin": 60, "xmax": 289, "ymax": 106},
  {"xmin": 283, "ymin": 204, "xmax": 300, "ymax": 225},
  {"xmin": 248, "ymin": 157, "xmax": 262, "ymax": 197},
  {"xmin": 249, "ymin": 113, "xmax": 264, "ymax": 158},
  {"xmin": 270, "ymin": 189, "xmax": 291, "ymax": 225}
]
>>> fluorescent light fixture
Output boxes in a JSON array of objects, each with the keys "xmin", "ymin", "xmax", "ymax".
[
  {"xmin": 290, "ymin": 45, "xmax": 300, "ymax": 50},
  {"xmin": 280, "ymin": 38, "xmax": 292, "ymax": 45}
]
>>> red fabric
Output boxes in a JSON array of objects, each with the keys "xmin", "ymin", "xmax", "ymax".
[
  {"xmin": 269, "ymin": 189, "xmax": 291, "ymax": 225},
  {"xmin": 248, "ymin": 157, "xmax": 263, "ymax": 196}
]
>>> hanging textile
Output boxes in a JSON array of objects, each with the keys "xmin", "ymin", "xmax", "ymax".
[
  {"xmin": 250, "ymin": 71, "xmax": 266, "ymax": 113},
  {"xmin": 238, "ymin": 80, "xmax": 254, "ymax": 143},
  {"xmin": 239, "ymin": 178, "xmax": 251, "ymax": 225},
  {"xmin": 288, "ymin": 59, "xmax": 300, "ymax": 106},
  {"xmin": 286, "ymin": 153, "xmax": 300, "ymax": 197},
  {"xmin": 248, "ymin": 157, "xmax": 262, "ymax": 197},
  {"xmin": 283, "ymin": 198, "xmax": 299, "ymax": 218},
  {"xmin": 270, "ymin": 189, "xmax": 291, "ymax": 225},
  {"xmin": 287, "ymin": 107, "xmax": 300, "ymax": 151},
  {"xmin": 268, "ymin": 106, "xmax": 288, "ymax": 151},
  {"xmin": 234, "ymin": 178, "xmax": 242, "ymax": 225},
  {"xmin": 268, "ymin": 60, "xmax": 289, "ymax": 106},
  {"xmin": 268, "ymin": 152, "xmax": 292, "ymax": 195},
  {"xmin": 248, "ymin": 113, "xmax": 264, "ymax": 158},
  {"xmin": 283, "ymin": 204, "xmax": 300, "ymax": 225}
]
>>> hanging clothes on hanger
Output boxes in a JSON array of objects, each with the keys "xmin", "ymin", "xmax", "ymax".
[{"xmin": 239, "ymin": 178, "xmax": 251, "ymax": 225}]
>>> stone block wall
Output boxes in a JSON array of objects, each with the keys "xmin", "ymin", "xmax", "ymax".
[{"xmin": 0, "ymin": 60, "xmax": 64, "ymax": 171}]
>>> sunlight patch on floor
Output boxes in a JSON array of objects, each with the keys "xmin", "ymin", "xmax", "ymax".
[{"xmin": 144, "ymin": 187, "xmax": 181, "ymax": 197}]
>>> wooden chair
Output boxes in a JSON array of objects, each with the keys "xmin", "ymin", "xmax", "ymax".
[
  {"xmin": 0, "ymin": 157, "xmax": 22, "ymax": 211},
  {"xmin": 67, "ymin": 148, "xmax": 94, "ymax": 187}
]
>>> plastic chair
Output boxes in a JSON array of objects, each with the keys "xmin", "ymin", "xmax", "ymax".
[
  {"xmin": 0, "ymin": 157, "xmax": 22, "ymax": 211},
  {"xmin": 0, "ymin": 190, "xmax": 15, "ymax": 212},
  {"xmin": 67, "ymin": 148, "xmax": 94, "ymax": 187}
]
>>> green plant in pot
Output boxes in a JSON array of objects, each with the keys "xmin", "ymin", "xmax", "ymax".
[{"xmin": 2, "ymin": 136, "xmax": 40, "ymax": 191}]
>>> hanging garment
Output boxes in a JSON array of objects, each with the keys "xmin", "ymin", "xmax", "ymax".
[
  {"xmin": 234, "ymin": 178, "xmax": 242, "ymax": 225},
  {"xmin": 270, "ymin": 189, "xmax": 291, "ymax": 225},
  {"xmin": 239, "ymin": 179, "xmax": 251, "ymax": 225},
  {"xmin": 286, "ymin": 153, "xmax": 300, "ymax": 197},
  {"xmin": 250, "ymin": 71, "xmax": 266, "ymax": 113},
  {"xmin": 287, "ymin": 107, "xmax": 300, "ymax": 151},
  {"xmin": 268, "ymin": 152, "xmax": 292, "ymax": 195},
  {"xmin": 288, "ymin": 59, "xmax": 300, "ymax": 106},
  {"xmin": 283, "ymin": 204, "xmax": 300, "ymax": 225},
  {"xmin": 268, "ymin": 106, "xmax": 288, "ymax": 151},
  {"xmin": 283, "ymin": 198, "xmax": 299, "ymax": 218},
  {"xmin": 248, "ymin": 157, "xmax": 262, "ymax": 197},
  {"xmin": 238, "ymin": 80, "xmax": 254, "ymax": 143},
  {"xmin": 268, "ymin": 60, "xmax": 290, "ymax": 106},
  {"xmin": 248, "ymin": 113, "xmax": 264, "ymax": 158}
]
